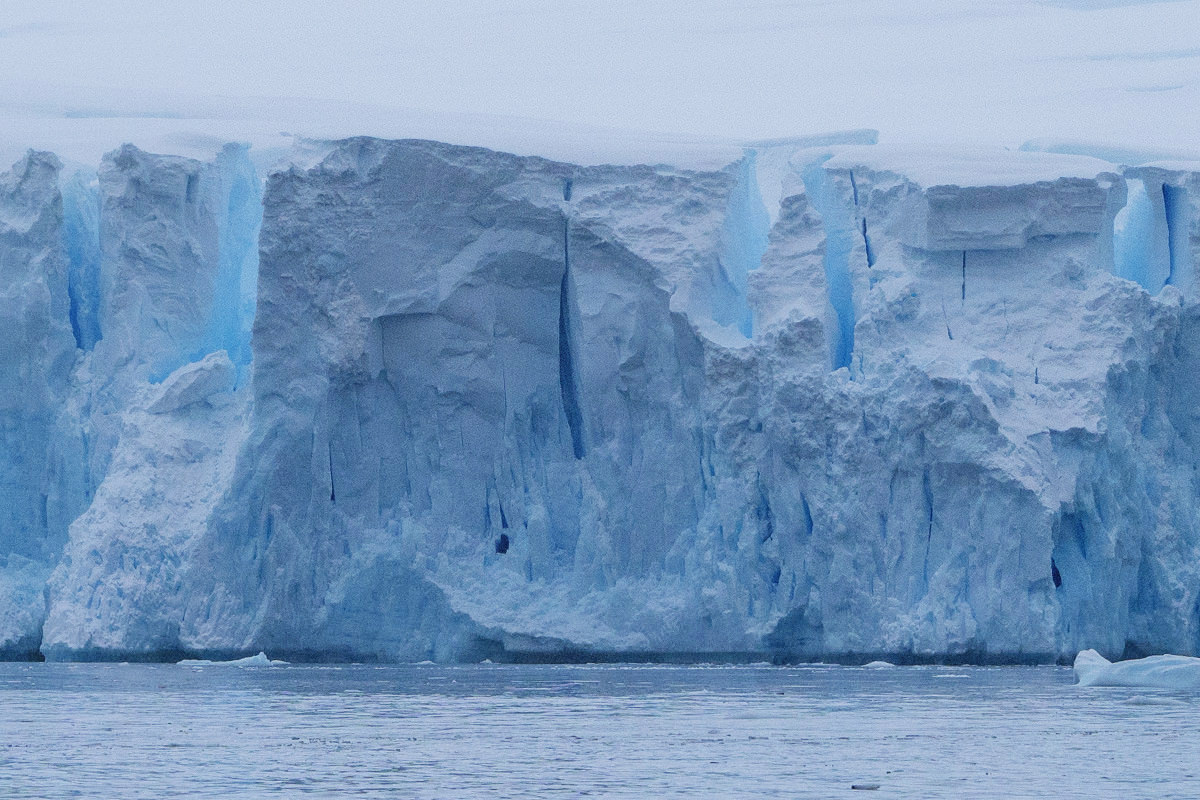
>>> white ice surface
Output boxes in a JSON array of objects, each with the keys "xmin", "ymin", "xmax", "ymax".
[
  {"xmin": 177, "ymin": 652, "xmax": 287, "ymax": 667},
  {"xmin": 1074, "ymin": 649, "xmax": 1200, "ymax": 689},
  {"xmin": 823, "ymin": 145, "xmax": 1119, "ymax": 188}
]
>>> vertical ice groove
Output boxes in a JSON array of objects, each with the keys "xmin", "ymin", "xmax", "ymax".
[
  {"xmin": 961, "ymin": 251, "xmax": 967, "ymax": 303},
  {"xmin": 1113, "ymin": 178, "xmax": 1171, "ymax": 293},
  {"xmin": 207, "ymin": 144, "xmax": 262, "ymax": 380},
  {"xmin": 861, "ymin": 218, "xmax": 875, "ymax": 268},
  {"xmin": 849, "ymin": 170, "xmax": 875, "ymax": 268},
  {"xmin": 715, "ymin": 149, "xmax": 770, "ymax": 337},
  {"xmin": 60, "ymin": 170, "xmax": 102, "ymax": 350},
  {"xmin": 801, "ymin": 157, "xmax": 855, "ymax": 371},
  {"xmin": 1163, "ymin": 183, "xmax": 1193, "ymax": 295},
  {"xmin": 558, "ymin": 214, "xmax": 585, "ymax": 459},
  {"xmin": 921, "ymin": 469, "xmax": 934, "ymax": 588},
  {"xmin": 328, "ymin": 444, "xmax": 336, "ymax": 503}
]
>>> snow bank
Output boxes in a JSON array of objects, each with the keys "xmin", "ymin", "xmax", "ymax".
[{"xmin": 1074, "ymin": 649, "xmax": 1200, "ymax": 690}]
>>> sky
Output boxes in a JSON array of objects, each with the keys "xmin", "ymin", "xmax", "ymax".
[{"xmin": 1, "ymin": 0, "xmax": 1198, "ymax": 165}]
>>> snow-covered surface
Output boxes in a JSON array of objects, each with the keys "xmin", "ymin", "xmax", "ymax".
[
  {"xmin": 823, "ymin": 146, "xmax": 1119, "ymax": 189},
  {"xmin": 1074, "ymin": 649, "xmax": 1200, "ymax": 689},
  {"xmin": 4, "ymin": 1, "xmax": 1200, "ymax": 165}
]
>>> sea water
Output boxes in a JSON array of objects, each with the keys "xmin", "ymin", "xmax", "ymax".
[{"xmin": 0, "ymin": 662, "xmax": 1196, "ymax": 798}]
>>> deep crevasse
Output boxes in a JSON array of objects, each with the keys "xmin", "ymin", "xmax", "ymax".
[
  {"xmin": 60, "ymin": 170, "xmax": 102, "ymax": 352},
  {"xmin": 207, "ymin": 144, "xmax": 263, "ymax": 381},
  {"xmin": 713, "ymin": 149, "xmax": 771, "ymax": 338},
  {"xmin": 800, "ymin": 155, "xmax": 857, "ymax": 371}
]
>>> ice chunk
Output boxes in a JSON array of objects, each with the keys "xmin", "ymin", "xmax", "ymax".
[
  {"xmin": 147, "ymin": 351, "xmax": 236, "ymax": 414},
  {"xmin": 177, "ymin": 652, "xmax": 287, "ymax": 666},
  {"xmin": 1074, "ymin": 649, "xmax": 1200, "ymax": 690}
]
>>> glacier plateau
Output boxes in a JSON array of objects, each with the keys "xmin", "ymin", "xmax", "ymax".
[{"xmin": 3, "ymin": 134, "xmax": 1200, "ymax": 663}]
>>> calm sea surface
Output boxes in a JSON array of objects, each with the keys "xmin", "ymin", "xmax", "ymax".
[{"xmin": 0, "ymin": 662, "xmax": 1196, "ymax": 798}]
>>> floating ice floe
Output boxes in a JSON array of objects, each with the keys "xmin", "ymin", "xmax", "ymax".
[
  {"xmin": 1073, "ymin": 649, "xmax": 1200, "ymax": 690},
  {"xmin": 177, "ymin": 652, "xmax": 287, "ymax": 666}
]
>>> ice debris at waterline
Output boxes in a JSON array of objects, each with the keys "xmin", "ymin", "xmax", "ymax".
[
  {"xmin": 1074, "ymin": 650, "xmax": 1200, "ymax": 690},
  {"xmin": 176, "ymin": 652, "xmax": 287, "ymax": 666},
  {"xmin": 4, "ymin": 136, "xmax": 1200, "ymax": 664}
]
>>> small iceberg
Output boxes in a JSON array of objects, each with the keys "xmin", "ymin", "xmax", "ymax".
[
  {"xmin": 177, "ymin": 652, "xmax": 288, "ymax": 666},
  {"xmin": 862, "ymin": 661, "xmax": 895, "ymax": 668},
  {"xmin": 1074, "ymin": 649, "xmax": 1200, "ymax": 690}
]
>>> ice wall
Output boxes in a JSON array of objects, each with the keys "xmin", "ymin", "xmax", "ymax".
[
  {"xmin": 6, "ymin": 136, "xmax": 1200, "ymax": 664},
  {"xmin": 174, "ymin": 139, "xmax": 732, "ymax": 660},
  {"xmin": 34, "ymin": 144, "xmax": 259, "ymax": 660},
  {"xmin": 0, "ymin": 152, "xmax": 81, "ymax": 657}
]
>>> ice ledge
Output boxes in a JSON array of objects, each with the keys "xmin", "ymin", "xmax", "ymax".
[
  {"xmin": 146, "ymin": 350, "xmax": 236, "ymax": 414},
  {"xmin": 824, "ymin": 145, "xmax": 1119, "ymax": 189}
]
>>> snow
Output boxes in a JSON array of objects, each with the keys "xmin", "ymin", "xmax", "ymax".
[
  {"xmin": 824, "ymin": 146, "xmax": 1119, "ymax": 189},
  {"xmin": 4, "ymin": 1, "xmax": 1200, "ymax": 165},
  {"xmin": 1074, "ymin": 649, "xmax": 1200, "ymax": 690}
]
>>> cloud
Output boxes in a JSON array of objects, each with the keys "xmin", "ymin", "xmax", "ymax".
[{"xmin": 0, "ymin": 22, "xmax": 68, "ymax": 39}]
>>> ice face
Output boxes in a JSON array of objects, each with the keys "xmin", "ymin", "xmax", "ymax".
[
  {"xmin": 8, "ymin": 136, "xmax": 1200, "ymax": 663},
  {"xmin": 95, "ymin": 145, "xmax": 223, "ymax": 383},
  {"xmin": 172, "ymin": 139, "xmax": 736, "ymax": 659},
  {"xmin": 0, "ymin": 152, "xmax": 83, "ymax": 656},
  {"xmin": 34, "ymin": 146, "xmax": 258, "ymax": 660}
]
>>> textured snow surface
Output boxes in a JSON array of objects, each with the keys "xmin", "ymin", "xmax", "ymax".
[
  {"xmin": 1075, "ymin": 649, "xmax": 1200, "ymax": 689},
  {"xmin": 4, "ymin": 128, "xmax": 1200, "ymax": 662}
]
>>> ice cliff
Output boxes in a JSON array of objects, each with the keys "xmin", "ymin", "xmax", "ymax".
[{"xmin": 3, "ymin": 135, "xmax": 1200, "ymax": 663}]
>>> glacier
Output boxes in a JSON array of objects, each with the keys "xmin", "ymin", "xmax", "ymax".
[{"xmin": 2, "ymin": 134, "xmax": 1200, "ymax": 663}]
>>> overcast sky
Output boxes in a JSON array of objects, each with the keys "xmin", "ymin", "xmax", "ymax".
[{"xmin": 1, "ymin": 0, "xmax": 1198, "ymax": 162}]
